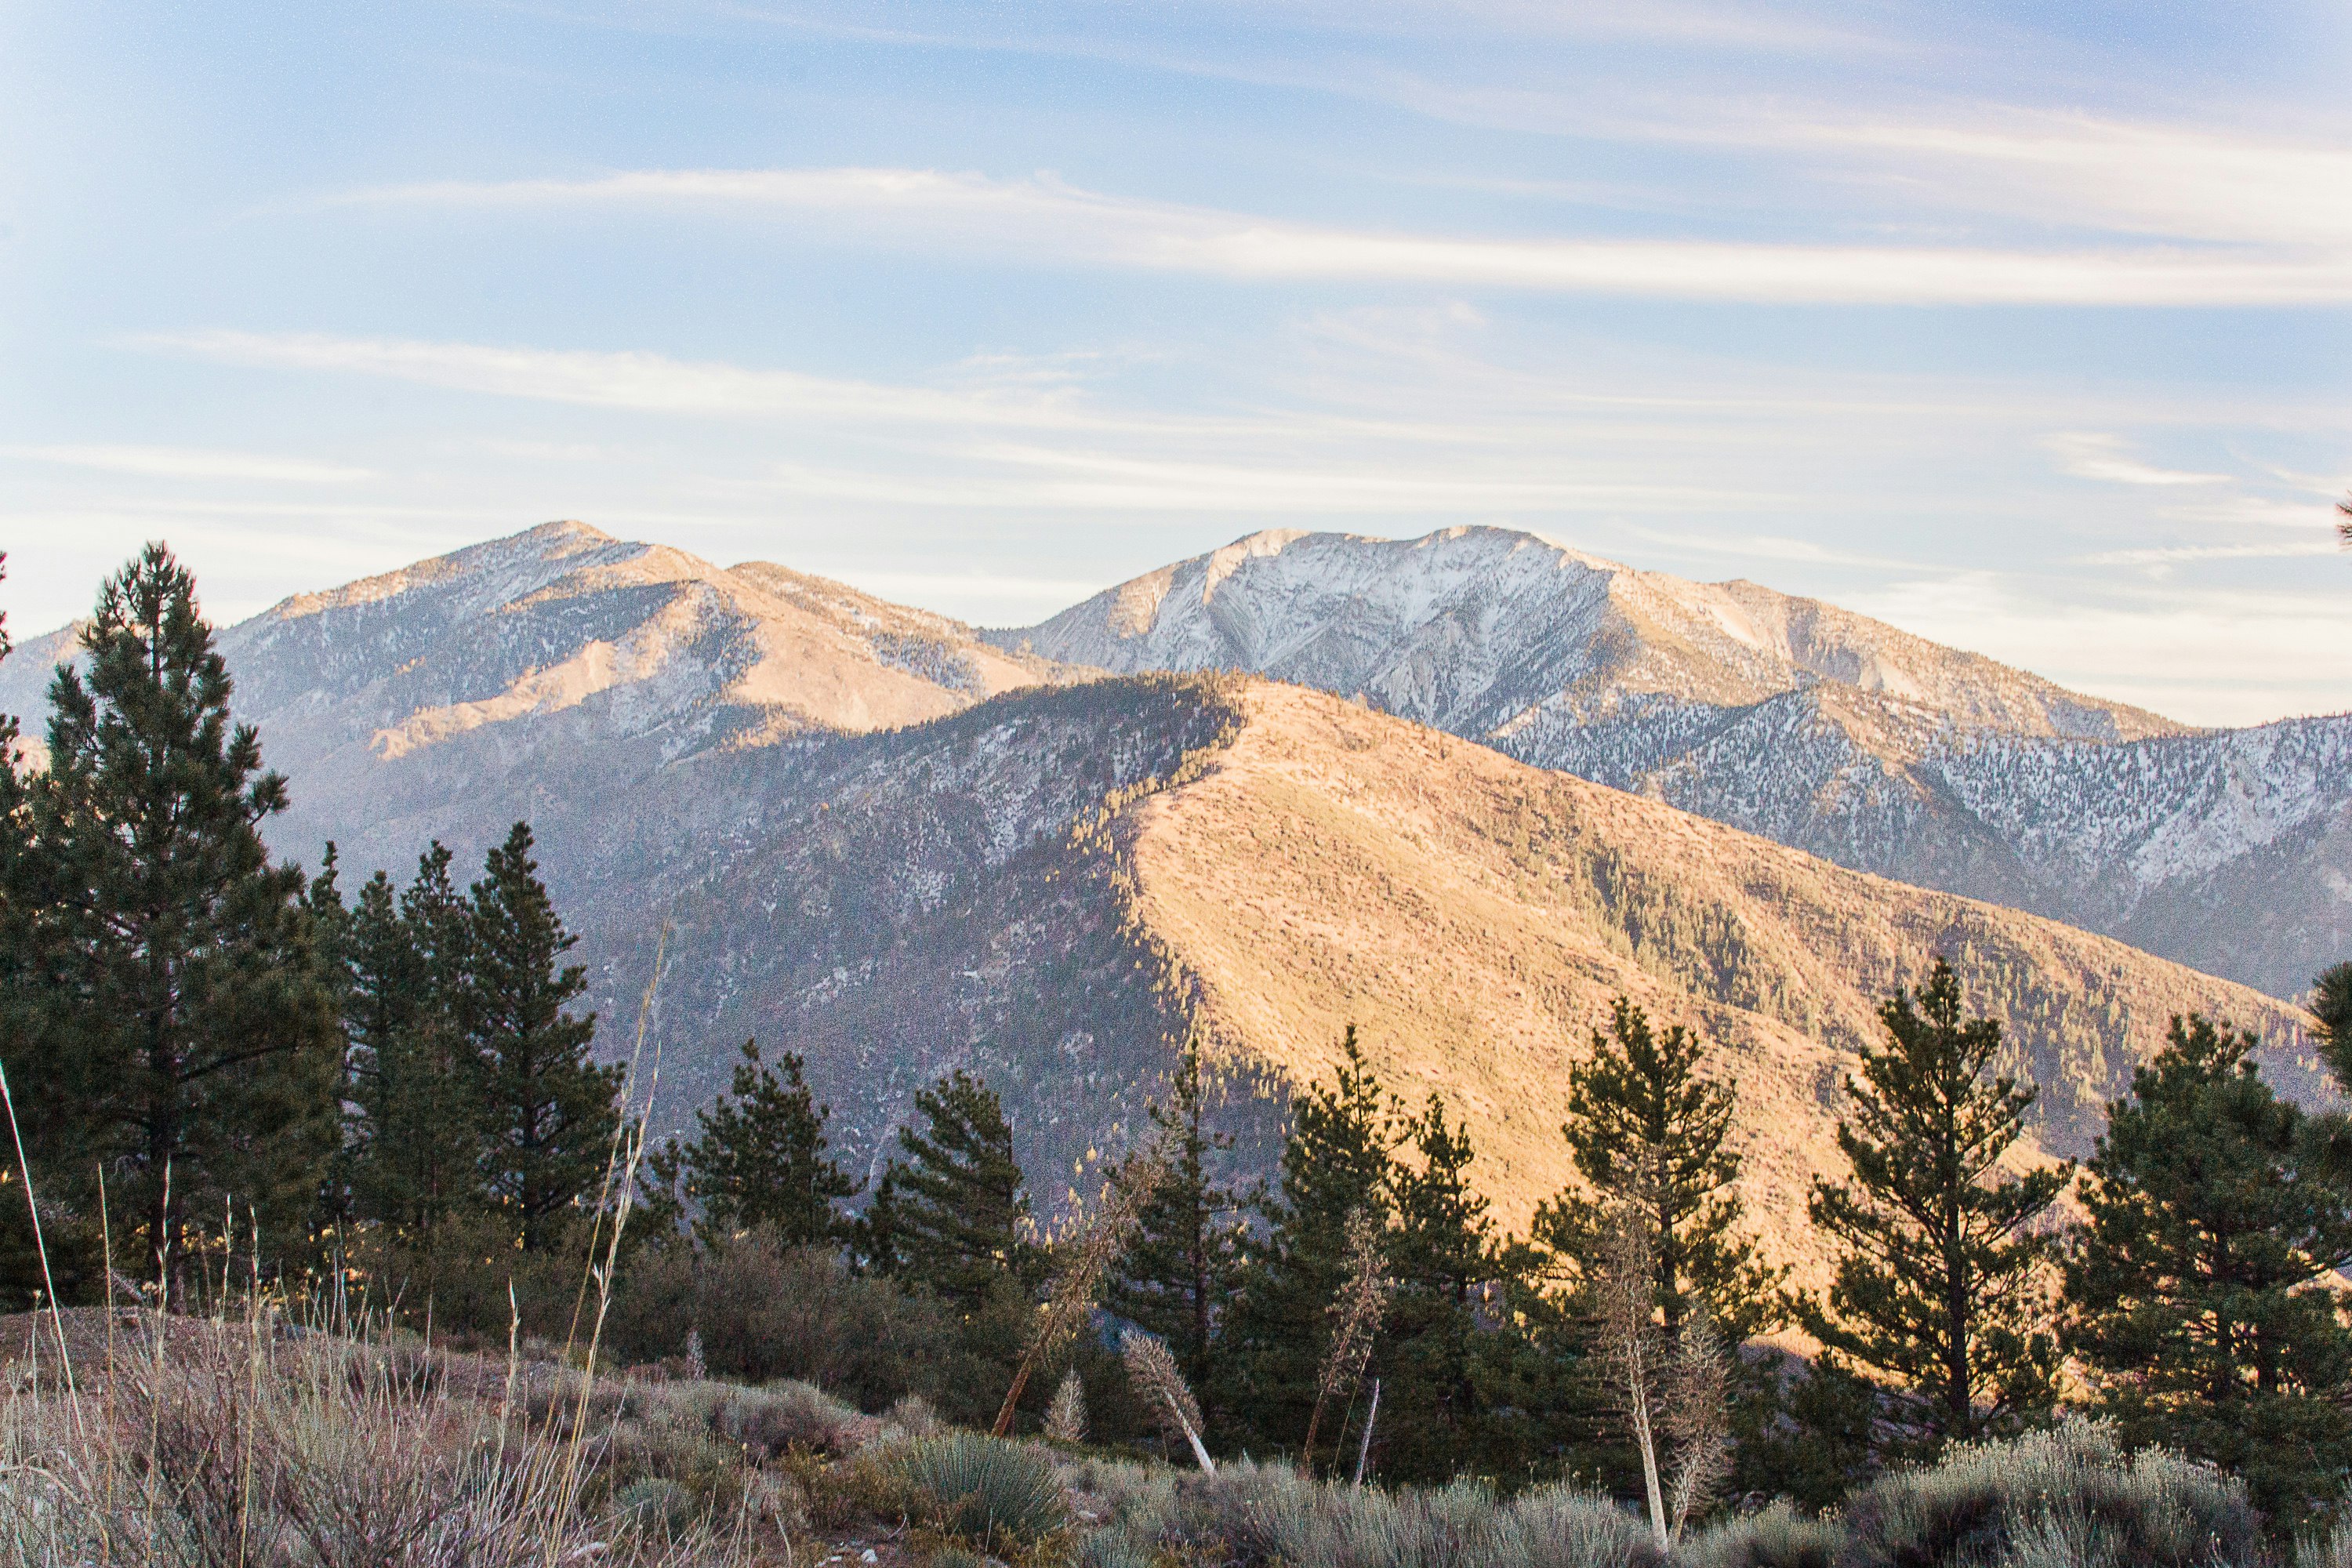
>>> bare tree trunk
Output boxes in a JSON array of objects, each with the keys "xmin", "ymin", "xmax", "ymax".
[
  {"xmin": 1600, "ymin": 1209, "xmax": 1670, "ymax": 1552},
  {"xmin": 1352, "ymin": 1377, "xmax": 1381, "ymax": 1487}
]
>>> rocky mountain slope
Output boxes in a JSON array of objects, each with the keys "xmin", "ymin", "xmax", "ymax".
[
  {"xmin": 0, "ymin": 521, "xmax": 1063, "ymax": 873},
  {"xmin": 2, "ymin": 523, "xmax": 2328, "ymax": 1282},
  {"xmin": 990, "ymin": 526, "xmax": 2352, "ymax": 998},
  {"xmin": 412, "ymin": 667, "xmax": 2321, "ymax": 1283}
]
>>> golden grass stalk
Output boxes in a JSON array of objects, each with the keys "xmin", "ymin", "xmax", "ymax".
[
  {"xmin": 1120, "ymin": 1328, "xmax": 1214, "ymax": 1472},
  {"xmin": 1664, "ymin": 1308, "xmax": 1731, "ymax": 1538},
  {"xmin": 543, "ymin": 926, "xmax": 670, "ymax": 1568},
  {"xmin": 1596, "ymin": 1205, "xmax": 1670, "ymax": 1552},
  {"xmin": 991, "ymin": 1140, "xmax": 1169, "ymax": 1437},
  {"xmin": 1044, "ymin": 1367, "xmax": 1087, "ymax": 1444},
  {"xmin": 1301, "ymin": 1205, "xmax": 1387, "ymax": 1474},
  {"xmin": 0, "ymin": 1060, "xmax": 79, "ymax": 1424}
]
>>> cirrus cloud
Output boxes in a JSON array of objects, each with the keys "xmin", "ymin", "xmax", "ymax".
[{"xmin": 340, "ymin": 165, "xmax": 2352, "ymax": 307}]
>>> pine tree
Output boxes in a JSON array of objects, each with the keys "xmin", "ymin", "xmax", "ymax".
[
  {"xmin": 2314, "ymin": 960, "xmax": 2352, "ymax": 1084},
  {"xmin": 1219, "ymin": 1026, "xmax": 1401, "ymax": 1456},
  {"xmin": 648, "ymin": 1038, "xmax": 859, "ymax": 1247},
  {"xmin": 0, "ymin": 546, "xmax": 339, "ymax": 1297},
  {"xmin": 1537, "ymin": 999, "xmax": 1779, "ymax": 1344},
  {"xmin": 880, "ymin": 1067, "xmax": 1036, "ymax": 1310},
  {"xmin": 347, "ymin": 845, "xmax": 487, "ymax": 1237},
  {"xmin": 300, "ymin": 844, "xmax": 355, "ymax": 1240},
  {"xmin": 1379, "ymin": 1092, "xmax": 1504, "ymax": 1483},
  {"xmin": 1105, "ymin": 1036, "xmax": 1245, "ymax": 1424},
  {"xmin": 1802, "ymin": 958, "xmax": 2067, "ymax": 1453},
  {"xmin": 0, "ymin": 555, "xmax": 98, "ymax": 1308},
  {"xmin": 2063, "ymin": 1014, "xmax": 2352, "ymax": 1534},
  {"xmin": 466, "ymin": 822, "xmax": 619, "ymax": 1253},
  {"xmin": 850, "ymin": 1165, "xmax": 903, "ymax": 1276}
]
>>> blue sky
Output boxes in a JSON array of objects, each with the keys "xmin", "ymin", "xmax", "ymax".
[{"xmin": 3, "ymin": 0, "xmax": 2348, "ymax": 726}]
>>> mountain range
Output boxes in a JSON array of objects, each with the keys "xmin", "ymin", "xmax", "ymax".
[
  {"xmin": 992, "ymin": 525, "xmax": 2352, "ymax": 1000},
  {"xmin": 0, "ymin": 521, "xmax": 2334, "ymax": 1280}
]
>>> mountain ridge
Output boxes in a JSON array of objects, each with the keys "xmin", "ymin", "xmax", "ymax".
[
  {"xmin": 989, "ymin": 524, "xmax": 2350, "ymax": 998},
  {"xmin": 0, "ymin": 524, "xmax": 2328, "ymax": 1282}
]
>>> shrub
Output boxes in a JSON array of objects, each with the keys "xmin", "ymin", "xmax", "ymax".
[
  {"xmin": 1835, "ymin": 1420, "xmax": 2259, "ymax": 1568},
  {"xmin": 0, "ymin": 1315, "xmax": 709, "ymax": 1568},
  {"xmin": 605, "ymin": 1233, "xmax": 952, "ymax": 1408},
  {"xmin": 890, "ymin": 1392, "xmax": 946, "ymax": 1437},
  {"xmin": 1076, "ymin": 1532, "xmax": 1157, "ymax": 1568},
  {"xmin": 2301, "ymin": 1517, "xmax": 2352, "ymax": 1568},
  {"xmin": 717, "ymin": 1379, "xmax": 876, "ymax": 1456},
  {"xmin": 355, "ymin": 1210, "xmax": 604, "ymax": 1345},
  {"xmin": 1112, "ymin": 1461, "xmax": 1661, "ymax": 1568},
  {"xmin": 1499, "ymin": 1483, "xmax": 1668, "ymax": 1568},
  {"xmin": 1681, "ymin": 1501, "xmax": 1840, "ymax": 1568},
  {"xmin": 891, "ymin": 1431, "xmax": 1073, "ymax": 1557},
  {"xmin": 612, "ymin": 1477, "xmax": 699, "ymax": 1541}
]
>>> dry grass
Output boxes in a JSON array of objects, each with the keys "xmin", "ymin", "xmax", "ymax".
[
  {"xmin": 0, "ymin": 1304, "xmax": 2278, "ymax": 1568},
  {"xmin": 0, "ymin": 1305, "xmax": 806, "ymax": 1568}
]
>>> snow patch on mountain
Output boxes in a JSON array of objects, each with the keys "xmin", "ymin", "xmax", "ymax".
[{"xmin": 992, "ymin": 525, "xmax": 2347, "ymax": 997}]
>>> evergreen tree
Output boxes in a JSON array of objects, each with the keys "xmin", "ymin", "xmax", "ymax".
[
  {"xmin": 2063, "ymin": 1014, "xmax": 2352, "ymax": 1534},
  {"xmin": 1537, "ymin": 999, "xmax": 1779, "ymax": 1343},
  {"xmin": 1802, "ymin": 958, "xmax": 2067, "ymax": 1453},
  {"xmin": 1220, "ymin": 1026, "xmax": 1401, "ymax": 1455},
  {"xmin": 880, "ymin": 1067, "xmax": 1036, "ymax": 1310},
  {"xmin": 1379, "ymin": 1092, "xmax": 1504, "ymax": 1483},
  {"xmin": 0, "ymin": 546, "xmax": 339, "ymax": 1297},
  {"xmin": 299, "ymin": 844, "xmax": 355, "ymax": 1239},
  {"xmin": 850, "ymin": 1165, "xmax": 903, "ymax": 1276},
  {"xmin": 347, "ymin": 845, "xmax": 487, "ymax": 1236},
  {"xmin": 0, "ymin": 555, "xmax": 98, "ymax": 1308},
  {"xmin": 1105, "ymin": 1036, "xmax": 1246, "ymax": 1423},
  {"xmin": 2314, "ymin": 960, "xmax": 2352, "ymax": 1084},
  {"xmin": 466, "ymin": 822, "xmax": 619, "ymax": 1252},
  {"xmin": 648, "ymin": 1038, "xmax": 859, "ymax": 1247}
]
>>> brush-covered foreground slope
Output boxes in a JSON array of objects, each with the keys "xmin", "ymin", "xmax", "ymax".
[
  {"xmin": 991, "ymin": 525, "xmax": 2352, "ymax": 998},
  {"xmin": 545, "ymin": 674, "xmax": 2310, "ymax": 1287}
]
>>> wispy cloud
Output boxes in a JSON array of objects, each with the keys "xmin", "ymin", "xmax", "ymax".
[
  {"xmin": 744, "ymin": 445, "xmax": 1744, "ymax": 513},
  {"xmin": 2077, "ymin": 539, "xmax": 2342, "ymax": 566},
  {"xmin": 685, "ymin": 0, "xmax": 1886, "ymax": 65},
  {"xmin": 1787, "ymin": 114, "xmax": 2352, "ymax": 250},
  {"xmin": 341, "ymin": 165, "xmax": 2352, "ymax": 306},
  {"xmin": 2, "ymin": 443, "xmax": 376, "ymax": 484},
  {"xmin": 2042, "ymin": 432, "xmax": 2227, "ymax": 488},
  {"xmin": 686, "ymin": 6, "xmax": 2352, "ymax": 257},
  {"xmin": 137, "ymin": 328, "xmax": 1127, "ymax": 431}
]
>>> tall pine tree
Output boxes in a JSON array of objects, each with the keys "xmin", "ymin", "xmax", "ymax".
[
  {"xmin": 347, "ymin": 845, "xmax": 487, "ymax": 1237},
  {"xmin": 0, "ymin": 554, "xmax": 97, "ymax": 1308},
  {"xmin": 1802, "ymin": 959, "xmax": 2067, "ymax": 1454},
  {"xmin": 1105, "ymin": 1036, "xmax": 1245, "ymax": 1427},
  {"xmin": 1537, "ymin": 999, "xmax": 1778, "ymax": 1343},
  {"xmin": 466, "ymin": 822, "xmax": 619, "ymax": 1253},
  {"xmin": 0, "ymin": 546, "xmax": 339, "ymax": 1297},
  {"xmin": 647, "ymin": 1038, "xmax": 859, "ymax": 1247},
  {"xmin": 880, "ymin": 1067, "xmax": 1036, "ymax": 1309},
  {"xmin": 1380, "ymin": 1092, "xmax": 1505, "ymax": 1483},
  {"xmin": 2063, "ymin": 1014, "xmax": 2352, "ymax": 1535},
  {"xmin": 1219, "ymin": 1026, "xmax": 1401, "ymax": 1457}
]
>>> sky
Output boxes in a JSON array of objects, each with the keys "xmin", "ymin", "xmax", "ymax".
[{"xmin": 2, "ymin": 0, "xmax": 2348, "ymax": 728}]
